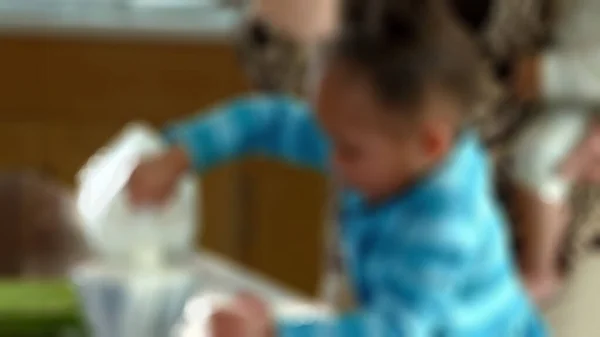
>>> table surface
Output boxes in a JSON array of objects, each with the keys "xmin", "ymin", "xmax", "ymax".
[
  {"xmin": 0, "ymin": 250, "xmax": 330, "ymax": 336},
  {"xmin": 195, "ymin": 251, "xmax": 308, "ymax": 301},
  {"xmin": 74, "ymin": 250, "xmax": 332, "ymax": 319},
  {"xmin": 189, "ymin": 251, "xmax": 333, "ymax": 325}
]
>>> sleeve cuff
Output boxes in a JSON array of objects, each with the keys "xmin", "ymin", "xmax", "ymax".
[
  {"xmin": 161, "ymin": 124, "xmax": 210, "ymax": 172},
  {"xmin": 276, "ymin": 313, "xmax": 367, "ymax": 337},
  {"xmin": 161, "ymin": 126, "xmax": 178, "ymax": 146},
  {"xmin": 277, "ymin": 321, "xmax": 320, "ymax": 337}
]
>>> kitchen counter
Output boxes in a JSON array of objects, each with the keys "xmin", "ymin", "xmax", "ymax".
[
  {"xmin": 194, "ymin": 250, "xmax": 329, "ymax": 315},
  {"xmin": 73, "ymin": 250, "xmax": 323, "ymax": 307},
  {"xmin": 0, "ymin": 1, "xmax": 244, "ymax": 41},
  {"xmin": 72, "ymin": 251, "xmax": 331, "ymax": 337}
]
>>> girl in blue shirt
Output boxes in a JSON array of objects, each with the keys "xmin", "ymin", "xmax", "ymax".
[{"xmin": 128, "ymin": 1, "xmax": 546, "ymax": 336}]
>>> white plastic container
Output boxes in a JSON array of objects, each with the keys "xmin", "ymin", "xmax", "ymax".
[
  {"xmin": 72, "ymin": 262, "xmax": 197, "ymax": 337},
  {"xmin": 75, "ymin": 122, "xmax": 199, "ymax": 267}
]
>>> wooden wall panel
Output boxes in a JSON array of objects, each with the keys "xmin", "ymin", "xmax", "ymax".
[
  {"xmin": 0, "ymin": 34, "xmax": 250, "ymax": 260},
  {"xmin": 0, "ymin": 122, "xmax": 45, "ymax": 170},
  {"xmin": 0, "ymin": 35, "xmax": 251, "ymax": 124},
  {"xmin": 43, "ymin": 123, "xmax": 118, "ymax": 183},
  {"xmin": 243, "ymin": 160, "xmax": 327, "ymax": 295}
]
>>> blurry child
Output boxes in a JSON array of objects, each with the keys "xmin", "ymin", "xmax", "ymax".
[
  {"xmin": 128, "ymin": 1, "xmax": 547, "ymax": 336},
  {"xmin": 450, "ymin": 0, "xmax": 579, "ymax": 304},
  {"xmin": 498, "ymin": 0, "xmax": 600, "ymax": 303}
]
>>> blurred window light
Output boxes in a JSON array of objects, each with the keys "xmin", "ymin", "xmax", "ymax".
[
  {"xmin": 0, "ymin": 0, "xmax": 247, "ymax": 35},
  {"xmin": 0, "ymin": 0, "xmax": 247, "ymax": 10}
]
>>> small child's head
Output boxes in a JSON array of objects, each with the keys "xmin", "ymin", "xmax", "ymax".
[{"xmin": 315, "ymin": 0, "xmax": 488, "ymax": 199}]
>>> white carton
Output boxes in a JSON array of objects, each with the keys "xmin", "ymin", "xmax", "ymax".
[{"xmin": 75, "ymin": 122, "xmax": 198, "ymax": 267}]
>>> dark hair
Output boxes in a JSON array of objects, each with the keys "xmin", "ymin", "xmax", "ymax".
[
  {"xmin": 448, "ymin": 0, "xmax": 556, "ymax": 79},
  {"xmin": 336, "ymin": 0, "xmax": 491, "ymax": 116}
]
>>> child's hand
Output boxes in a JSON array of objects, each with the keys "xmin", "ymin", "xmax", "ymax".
[
  {"xmin": 210, "ymin": 293, "xmax": 275, "ymax": 337},
  {"xmin": 127, "ymin": 147, "xmax": 191, "ymax": 206},
  {"xmin": 522, "ymin": 270, "xmax": 563, "ymax": 306},
  {"xmin": 561, "ymin": 122, "xmax": 600, "ymax": 183}
]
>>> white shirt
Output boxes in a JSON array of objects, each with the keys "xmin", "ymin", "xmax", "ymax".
[{"xmin": 512, "ymin": 0, "xmax": 600, "ymax": 202}]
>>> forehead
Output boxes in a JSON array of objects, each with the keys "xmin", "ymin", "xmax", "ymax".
[{"xmin": 314, "ymin": 62, "xmax": 382, "ymax": 128}]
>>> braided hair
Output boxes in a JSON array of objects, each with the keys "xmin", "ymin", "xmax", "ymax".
[{"xmin": 335, "ymin": 0, "xmax": 495, "ymax": 121}]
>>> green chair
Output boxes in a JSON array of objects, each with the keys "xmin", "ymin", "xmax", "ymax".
[{"xmin": 0, "ymin": 280, "xmax": 88, "ymax": 337}]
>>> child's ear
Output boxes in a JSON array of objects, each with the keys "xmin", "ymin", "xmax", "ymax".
[{"xmin": 421, "ymin": 119, "xmax": 454, "ymax": 159}]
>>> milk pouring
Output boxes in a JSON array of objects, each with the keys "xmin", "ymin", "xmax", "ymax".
[
  {"xmin": 76, "ymin": 122, "xmax": 198, "ymax": 266},
  {"xmin": 73, "ymin": 122, "xmax": 199, "ymax": 337}
]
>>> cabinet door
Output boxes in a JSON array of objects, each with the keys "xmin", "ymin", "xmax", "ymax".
[
  {"xmin": 43, "ymin": 123, "xmax": 117, "ymax": 185},
  {"xmin": 0, "ymin": 122, "xmax": 45, "ymax": 170},
  {"xmin": 243, "ymin": 159, "xmax": 327, "ymax": 295}
]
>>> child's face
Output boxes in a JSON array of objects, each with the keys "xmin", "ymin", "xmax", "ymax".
[{"xmin": 315, "ymin": 62, "xmax": 457, "ymax": 200}]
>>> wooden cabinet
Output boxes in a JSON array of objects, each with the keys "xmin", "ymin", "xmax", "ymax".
[
  {"xmin": 43, "ymin": 123, "xmax": 118, "ymax": 182},
  {"xmin": 0, "ymin": 33, "xmax": 326, "ymax": 294},
  {"xmin": 0, "ymin": 123, "xmax": 45, "ymax": 170},
  {"xmin": 242, "ymin": 160, "xmax": 327, "ymax": 295}
]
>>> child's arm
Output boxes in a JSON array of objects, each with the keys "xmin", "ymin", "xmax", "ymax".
[
  {"xmin": 163, "ymin": 94, "xmax": 329, "ymax": 173},
  {"xmin": 277, "ymin": 217, "xmax": 478, "ymax": 337},
  {"xmin": 509, "ymin": 49, "xmax": 599, "ymax": 302}
]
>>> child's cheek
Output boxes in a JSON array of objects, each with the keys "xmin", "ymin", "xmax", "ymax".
[
  {"xmin": 333, "ymin": 163, "xmax": 359, "ymax": 188},
  {"xmin": 348, "ymin": 163, "xmax": 379, "ymax": 193}
]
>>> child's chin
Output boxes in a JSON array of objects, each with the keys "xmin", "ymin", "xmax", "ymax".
[
  {"xmin": 365, "ymin": 185, "xmax": 407, "ymax": 203},
  {"xmin": 345, "ymin": 181, "xmax": 369, "ymax": 194},
  {"xmin": 342, "ymin": 180, "xmax": 389, "ymax": 200}
]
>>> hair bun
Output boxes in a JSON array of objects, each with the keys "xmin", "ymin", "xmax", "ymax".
[
  {"xmin": 343, "ymin": 0, "xmax": 433, "ymax": 43},
  {"xmin": 380, "ymin": 1, "xmax": 429, "ymax": 42}
]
